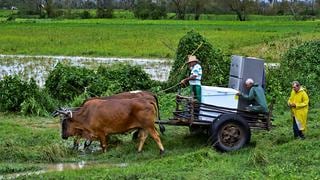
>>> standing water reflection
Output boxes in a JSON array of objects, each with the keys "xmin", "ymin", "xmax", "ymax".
[{"xmin": 0, "ymin": 54, "xmax": 173, "ymax": 87}]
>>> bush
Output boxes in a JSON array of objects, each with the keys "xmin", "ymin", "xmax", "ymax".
[
  {"xmin": 96, "ymin": 8, "xmax": 113, "ymax": 18},
  {"xmin": 167, "ymin": 31, "xmax": 229, "ymax": 90},
  {"xmin": 264, "ymin": 67, "xmax": 287, "ymax": 111},
  {"xmin": 134, "ymin": 0, "xmax": 166, "ymax": 20},
  {"xmin": 6, "ymin": 14, "xmax": 16, "ymax": 21},
  {"xmin": 278, "ymin": 40, "xmax": 320, "ymax": 107},
  {"xmin": 0, "ymin": 75, "xmax": 30, "ymax": 112},
  {"xmin": 45, "ymin": 63, "xmax": 95, "ymax": 103},
  {"xmin": 94, "ymin": 64, "xmax": 153, "ymax": 92},
  {"xmin": 20, "ymin": 88, "xmax": 58, "ymax": 116},
  {"xmin": 0, "ymin": 76, "xmax": 57, "ymax": 115},
  {"xmin": 46, "ymin": 63, "xmax": 154, "ymax": 104},
  {"xmin": 80, "ymin": 10, "xmax": 92, "ymax": 19},
  {"xmin": 70, "ymin": 91, "xmax": 90, "ymax": 107}
]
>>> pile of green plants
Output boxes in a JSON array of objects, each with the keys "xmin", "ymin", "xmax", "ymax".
[{"xmin": 167, "ymin": 30, "xmax": 230, "ymax": 89}]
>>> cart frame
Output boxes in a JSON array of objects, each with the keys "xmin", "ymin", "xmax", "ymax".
[{"xmin": 157, "ymin": 94, "xmax": 273, "ymax": 151}]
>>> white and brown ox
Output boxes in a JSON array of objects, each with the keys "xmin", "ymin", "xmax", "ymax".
[
  {"xmin": 72, "ymin": 91, "xmax": 164, "ymax": 149},
  {"xmin": 53, "ymin": 97, "xmax": 165, "ymax": 154}
]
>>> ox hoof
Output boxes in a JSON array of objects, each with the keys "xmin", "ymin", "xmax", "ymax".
[{"xmin": 160, "ymin": 149, "xmax": 165, "ymax": 156}]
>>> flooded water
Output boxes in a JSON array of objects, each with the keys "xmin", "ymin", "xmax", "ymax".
[
  {"xmin": 0, "ymin": 161, "xmax": 128, "ymax": 179},
  {"xmin": 0, "ymin": 54, "xmax": 173, "ymax": 87}
]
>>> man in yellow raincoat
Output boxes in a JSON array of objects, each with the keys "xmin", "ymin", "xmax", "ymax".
[{"xmin": 288, "ymin": 81, "xmax": 309, "ymax": 139}]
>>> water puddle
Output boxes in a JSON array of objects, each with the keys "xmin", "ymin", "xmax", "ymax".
[
  {"xmin": 0, "ymin": 161, "xmax": 128, "ymax": 179},
  {"xmin": 0, "ymin": 54, "xmax": 173, "ymax": 87}
]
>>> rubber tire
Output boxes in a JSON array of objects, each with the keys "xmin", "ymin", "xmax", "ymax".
[{"xmin": 210, "ymin": 114, "xmax": 251, "ymax": 152}]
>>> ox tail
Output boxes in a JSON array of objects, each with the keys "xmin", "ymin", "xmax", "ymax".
[{"xmin": 151, "ymin": 95, "xmax": 165, "ymax": 135}]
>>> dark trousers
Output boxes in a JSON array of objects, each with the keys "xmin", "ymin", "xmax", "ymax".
[{"xmin": 293, "ymin": 117, "xmax": 304, "ymax": 138}]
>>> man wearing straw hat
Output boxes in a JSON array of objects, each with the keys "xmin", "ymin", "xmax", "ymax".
[{"xmin": 180, "ymin": 55, "xmax": 202, "ymax": 102}]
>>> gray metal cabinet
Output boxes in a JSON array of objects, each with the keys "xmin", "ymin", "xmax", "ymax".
[{"xmin": 228, "ymin": 55, "xmax": 265, "ymax": 110}]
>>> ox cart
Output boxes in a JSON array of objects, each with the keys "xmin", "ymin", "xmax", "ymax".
[{"xmin": 157, "ymin": 86, "xmax": 273, "ymax": 152}]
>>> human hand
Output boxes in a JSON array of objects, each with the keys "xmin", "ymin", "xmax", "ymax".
[
  {"xmin": 289, "ymin": 103, "xmax": 296, "ymax": 108},
  {"xmin": 180, "ymin": 79, "xmax": 185, "ymax": 85},
  {"xmin": 236, "ymin": 91, "xmax": 241, "ymax": 96},
  {"xmin": 180, "ymin": 79, "xmax": 187, "ymax": 88}
]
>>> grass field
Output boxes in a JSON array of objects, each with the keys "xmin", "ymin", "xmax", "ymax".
[
  {"xmin": 0, "ymin": 93, "xmax": 320, "ymax": 179},
  {"xmin": 0, "ymin": 18, "xmax": 319, "ymax": 61}
]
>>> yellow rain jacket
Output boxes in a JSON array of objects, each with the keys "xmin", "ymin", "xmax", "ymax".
[{"xmin": 288, "ymin": 88, "xmax": 309, "ymax": 131}]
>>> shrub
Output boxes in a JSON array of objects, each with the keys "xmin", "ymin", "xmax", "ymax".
[
  {"xmin": 134, "ymin": 0, "xmax": 166, "ymax": 20},
  {"xmin": 80, "ymin": 10, "xmax": 92, "ymax": 19},
  {"xmin": 46, "ymin": 63, "xmax": 154, "ymax": 104},
  {"xmin": 95, "ymin": 64, "xmax": 153, "ymax": 92},
  {"xmin": 278, "ymin": 40, "xmax": 320, "ymax": 107},
  {"xmin": 70, "ymin": 91, "xmax": 90, "ymax": 107},
  {"xmin": 167, "ymin": 31, "xmax": 229, "ymax": 90},
  {"xmin": 0, "ymin": 75, "xmax": 57, "ymax": 115},
  {"xmin": 96, "ymin": 8, "xmax": 113, "ymax": 18},
  {"xmin": 45, "ymin": 63, "xmax": 95, "ymax": 103},
  {"xmin": 20, "ymin": 88, "xmax": 58, "ymax": 116},
  {"xmin": 264, "ymin": 67, "xmax": 287, "ymax": 111},
  {"xmin": 6, "ymin": 14, "xmax": 16, "ymax": 21},
  {"xmin": 0, "ymin": 75, "xmax": 29, "ymax": 112}
]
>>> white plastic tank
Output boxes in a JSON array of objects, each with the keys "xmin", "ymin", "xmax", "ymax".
[{"xmin": 199, "ymin": 86, "xmax": 239, "ymax": 122}]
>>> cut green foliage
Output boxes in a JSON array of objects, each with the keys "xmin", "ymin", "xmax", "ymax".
[{"xmin": 168, "ymin": 30, "xmax": 229, "ymax": 88}]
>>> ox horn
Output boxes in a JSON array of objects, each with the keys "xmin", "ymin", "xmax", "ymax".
[{"xmin": 51, "ymin": 108, "xmax": 69, "ymax": 117}]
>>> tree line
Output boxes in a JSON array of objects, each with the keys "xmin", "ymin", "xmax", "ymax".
[{"xmin": 0, "ymin": 0, "xmax": 319, "ymax": 20}]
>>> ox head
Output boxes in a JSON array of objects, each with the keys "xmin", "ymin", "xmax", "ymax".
[{"xmin": 52, "ymin": 107, "xmax": 76, "ymax": 140}]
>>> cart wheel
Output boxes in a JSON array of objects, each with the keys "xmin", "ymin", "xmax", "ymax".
[{"xmin": 210, "ymin": 114, "xmax": 251, "ymax": 152}]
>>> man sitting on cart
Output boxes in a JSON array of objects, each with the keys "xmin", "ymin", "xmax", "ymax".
[
  {"xmin": 180, "ymin": 55, "xmax": 202, "ymax": 103},
  {"xmin": 237, "ymin": 78, "xmax": 268, "ymax": 113}
]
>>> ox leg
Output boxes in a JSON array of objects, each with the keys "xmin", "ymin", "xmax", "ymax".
[
  {"xmin": 99, "ymin": 135, "xmax": 108, "ymax": 152},
  {"xmin": 73, "ymin": 136, "xmax": 80, "ymax": 150},
  {"xmin": 84, "ymin": 140, "xmax": 92, "ymax": 150},
  {"xmin": 137, "ymin": 129, "xmax": 148, "ymax": 152},
  {"xmin": 132, "ymin": 129, "xmax": 141, "ymax": 141},
  {"xmin": 147, "ymin": 128, "xmax": 165, "ymax": 155}
]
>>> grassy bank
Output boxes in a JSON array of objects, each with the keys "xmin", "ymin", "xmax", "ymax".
[
  {"xmin": 1, "ymin": 94, "xmax": 320, "ymax": 178},
  {"xmin": 0, "ymin": 19, "xmax": 319, "ymax": 61}
]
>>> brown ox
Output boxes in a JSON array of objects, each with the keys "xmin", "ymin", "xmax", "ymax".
[
  {"xmin": 72, "ymin": 91, "xmax": 164, "ymax": 149},
  {"xmin": 53, "ymin": 98, "xmax": 165, "ymax": 154}
]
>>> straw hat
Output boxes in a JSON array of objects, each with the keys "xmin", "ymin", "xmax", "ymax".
[{"xmin": 186, "ymin": 55, "xmax": 198, "ymax": 64}]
